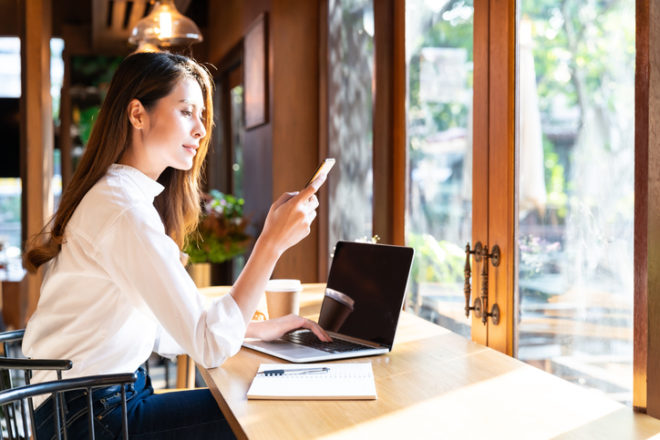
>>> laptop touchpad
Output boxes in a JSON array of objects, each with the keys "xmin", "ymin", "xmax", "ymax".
[{"xmin": 248, "ymin": 340, "xmax": 322, "ymax": 356}]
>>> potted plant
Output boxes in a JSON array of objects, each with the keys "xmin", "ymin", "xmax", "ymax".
[{"xmin": 184, "ymin": 190, "xmax": 251, "ymax": 286}]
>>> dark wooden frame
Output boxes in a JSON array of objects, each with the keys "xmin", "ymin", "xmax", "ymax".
[
  {"xmin": 372, "ymin": 0, "xmax": 405, "ymax": 247},
  {"xmin": 244, "ymin": 13, "xmax": 268, "ymax": 130},
  {"xmin": 207, "ymin": 43, "xmax": 244, "ymax": 195},
  {"xmin": 318, "ymin": 1, "xmax": 330, "ymax": 280}
]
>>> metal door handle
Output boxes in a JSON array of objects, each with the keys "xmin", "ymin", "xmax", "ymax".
[{"xmin": 464, "ymin": 242, "xmax": 501, "ymax": 325}]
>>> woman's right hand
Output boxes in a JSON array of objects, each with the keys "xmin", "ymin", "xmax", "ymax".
[{"xmin": 260, "ymin": 174, "xmax": 326, "ymax": 256}]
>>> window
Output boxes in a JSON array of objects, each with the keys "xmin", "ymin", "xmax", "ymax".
[
  {"xmin": 327, "ymin": 0, "xmax": 375, "ymax": 250},
  {"xmin": 516, "ymin": 0, "xmax": 635, "ymax": 404},
  {"xmin": 0, "ymin": 37, "xmax": 63, "ymax": 279},
  {"xmin": 404, "ymin": 0, "xmax": 474, "ymax": 338}
]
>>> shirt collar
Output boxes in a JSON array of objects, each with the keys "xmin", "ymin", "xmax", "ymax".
[{"xmin": 107, "ymin": 163, "xmax": 165, "ymax": 200}]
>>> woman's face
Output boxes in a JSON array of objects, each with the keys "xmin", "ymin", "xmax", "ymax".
[{"xmin": 137, "ymin": 76, "xmax": 206, "ymax": 178}]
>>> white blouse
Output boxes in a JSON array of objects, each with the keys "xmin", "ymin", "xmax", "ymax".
[{"xmin": 23, "ymin": 164, "xmax": 247, "ymax": 386}]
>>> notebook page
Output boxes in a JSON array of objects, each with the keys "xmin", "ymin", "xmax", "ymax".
[{"xmin": 247, "ymin": 362, "xmax": 377, "ymax": 400}]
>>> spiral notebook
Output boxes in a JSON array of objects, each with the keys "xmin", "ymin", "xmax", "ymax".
[{"xmin": 246, "ymin": 362, "xmax": 377, "ymax": 400}]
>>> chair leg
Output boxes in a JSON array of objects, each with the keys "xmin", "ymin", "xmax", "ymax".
[{"xmin": 175, "ymin": 355, "xmax": 195, "ymax": 389}]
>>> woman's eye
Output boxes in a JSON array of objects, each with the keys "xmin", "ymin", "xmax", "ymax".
[{"xmin": 181, "ymin": 110, "xmax": 193, "ymax": 117}]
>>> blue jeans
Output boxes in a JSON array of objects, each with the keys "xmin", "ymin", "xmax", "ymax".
[{"xmin": 35, "ymin": 367, "xmax": 236, "ymax": 440}]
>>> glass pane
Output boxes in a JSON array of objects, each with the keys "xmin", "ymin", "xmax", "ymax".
[
  {"xmin": 327, "ymin": 0, "xmax": 374, "ymax": 250},
  {"xmin": 0, "ymin": 178, "xmax": 21, "ymax": 279},
  {"xmin": 516, "ymin": 1, "xmax": 634, "ymax": 405},
  {"xmin": 0, "ymin": 38, "xmax": 20, "ymax": 98},
  {"xmin": 230, "ymin": 85, "xmax": 244, "ymax": 199},
  {"xmin": 230, "ymin": 84, "xmax": 246, "ymax": 279},
  {"xmin": 404, "ymin": 0, "xmax": 474, "ymax": 338},
  {"xmin": 52, "ymin": 38, "xmax": 64, "ymax": 208},
  {"xmin": 0, "ymin": 38, "xmax": 21, "ymax": 273}
]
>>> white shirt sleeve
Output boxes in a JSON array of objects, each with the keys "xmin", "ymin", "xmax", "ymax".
[
  {"xmin": 153, "ymin": 324, "xmax": 184, "ymax": 359},
  {"xmin": 98, "ymin": 205, "xmax": 247, "ymax": 369}
]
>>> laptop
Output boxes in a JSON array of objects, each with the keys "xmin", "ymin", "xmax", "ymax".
[{"xmin": 242, "ymin": 241, "xmax": 415, "ymax": 363}]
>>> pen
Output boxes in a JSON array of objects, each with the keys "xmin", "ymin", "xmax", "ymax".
[{"xmin": 258, "ymin": 367, "xmax": 330, "ymax": 376}]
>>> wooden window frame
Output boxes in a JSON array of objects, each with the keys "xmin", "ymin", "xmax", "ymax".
[{"xmin": 635, "ymin": 0, "xmax": 660, "ymax": 416}]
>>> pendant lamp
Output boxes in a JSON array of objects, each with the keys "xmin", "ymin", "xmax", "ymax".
[{"xmin": 129, "ymin": 0, "xmax": 203, "ymax": 48}]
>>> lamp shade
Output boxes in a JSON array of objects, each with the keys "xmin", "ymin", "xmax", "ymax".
[{"xmin": 129, "ymin": 0, "xmax": 203, "ymax": 47}]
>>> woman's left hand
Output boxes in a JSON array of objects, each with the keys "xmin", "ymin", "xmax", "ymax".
[{"xmin": 246, "ymin": 315, "xmax": 332, "ymax": 342}]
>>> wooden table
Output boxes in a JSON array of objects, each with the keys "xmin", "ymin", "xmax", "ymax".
[{"xmin": 200, "ymin": 284, "xmax": 660, "ymax": 439}]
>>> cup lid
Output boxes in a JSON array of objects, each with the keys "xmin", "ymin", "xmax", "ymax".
[
  {"xmin": 324, "ymin": 287, "xmax": 355, "ymax": 308},
  {"xmin": 266, "ymin": 279, "xmax": 302, "ymax": 292}
]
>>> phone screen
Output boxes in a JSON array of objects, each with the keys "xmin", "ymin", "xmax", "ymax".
[{"xmin": 305, "ymin": 158, "xmax": 336, "ymax": 187}]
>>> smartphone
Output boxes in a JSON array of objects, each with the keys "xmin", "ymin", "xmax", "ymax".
[{"xmin": 305, "ymin": 158, "xmax": 336, "ymax": 188}]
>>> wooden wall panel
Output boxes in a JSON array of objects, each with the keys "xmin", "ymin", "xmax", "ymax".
[
  {"xmin": 207, "ymin": 0, "xmax": 273, "ymax": 252},
  {"xmin": 270, "ymin": 0, "xmax": 320, "ymax": 281},
  {"xmin": 207, "ymin": 0, "xmax": 321, "ymax": 282},
  {"xmin": 207, "ymin": 0, "xmax": 270, "ymax": 68},
  {"xmin": 0, "ymin": 0, "xmax": 18, "ymax": 35}
]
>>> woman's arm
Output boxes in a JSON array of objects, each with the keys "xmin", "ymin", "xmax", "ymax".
[{"xmin": 228, "ymin": 177, "xmax": 330, "ymax": 341}]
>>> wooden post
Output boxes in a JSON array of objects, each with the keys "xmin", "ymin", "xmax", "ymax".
[
  {"xmin": 636, "ymin": 0, "xmax": 660, "ymax": 416},
  {"xmin": 372, "ymin": 0, "xmax": 406, "ymax": 247},
  {"xmin": 20, "ymin": 0, "xmax": 53, "ymax": 320}
]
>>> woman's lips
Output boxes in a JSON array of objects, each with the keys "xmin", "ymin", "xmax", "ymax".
[{"xmin": 183, "ymin": 144, "xmax": 198, "ymax": 155}]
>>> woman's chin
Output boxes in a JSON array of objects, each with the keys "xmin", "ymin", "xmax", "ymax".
[{"xmin": 171, "ymin": 160, "xmax": 195, "ymax": 171}]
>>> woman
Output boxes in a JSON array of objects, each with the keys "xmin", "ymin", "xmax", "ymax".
[{"xmin": 22, "ymin": 52, "xmax": 330, "ymax": 439}]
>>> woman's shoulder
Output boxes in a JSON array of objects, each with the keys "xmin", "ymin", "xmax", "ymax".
[{"xmin": 68, "ymin": 169, "xmax": 161, "ymax": 240}]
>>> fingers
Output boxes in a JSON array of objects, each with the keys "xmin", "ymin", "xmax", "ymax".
[
  {"xmin": 272, "ymin": 191, "xmax": 298, "ymax": 210},
  {"xmin": 307, "ymin": 194, "xmax": 319, "ymax": 210},
  {"xmin": 296, "ymin": 183, "xmax": 319, "ymax": 202},
  {"xmin": 300, "ymin": 318, "xmax": 332, "ymax": 342},
  {"xmin": 308, "ymin": 172, "xmax": 328, "ymax": 191}
]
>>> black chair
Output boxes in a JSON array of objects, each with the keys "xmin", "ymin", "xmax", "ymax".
[
  {"xmin": 0, "ymin": 329, "xmax": 137, "ymax": 439},
  {"xmin": 0, "ymin": 357, "xmax": 72, "ymax": 439},
  {"xmin": 0, "ymin": 329, "xmax": 26, "ymax": 360},
  {"xmin": 0, "ymin": 372, "xmax": 137, "ymax": 440}
]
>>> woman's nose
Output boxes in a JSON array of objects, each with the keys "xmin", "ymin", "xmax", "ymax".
[{"xmin": 193, "ymin": 117, "xmax": 206, "ymax": 138}]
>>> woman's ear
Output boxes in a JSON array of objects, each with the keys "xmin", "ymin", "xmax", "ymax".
[{"xmin": 127, "ymin": 99, "xmax": 147, "ymax": 130}]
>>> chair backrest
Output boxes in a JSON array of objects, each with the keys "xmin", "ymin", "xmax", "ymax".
[
  {"xmin": 0, "ymin": 328, "xmax": 74, "ymax": 439},
  {"xmin": 0, "ymin": 373, "xmax": 137, "ymax": 440},
  {"xmin": 0, "ymin": 358, "xmax": 75, "ymax": 437},
  {"xmin": 0, "ymin": 329, "xmax": 136, "ymax": 440},
  {"xmin": 0, "ymin": 329, "xmax": 25, "ymax": 362}
]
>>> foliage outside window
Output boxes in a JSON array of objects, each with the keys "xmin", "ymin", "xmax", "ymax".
[{"xmin": 184, "ymin": 190, "xmax": 251, "ymax": 264}]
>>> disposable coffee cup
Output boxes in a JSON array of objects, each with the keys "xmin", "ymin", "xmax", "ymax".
[
  {"xmin": 319, "ymin": 288, "xmax": 355, "ymax": 332},
  {"xmin": 265, "ymin": 279, "xmax": 302, "ymax": 319}
]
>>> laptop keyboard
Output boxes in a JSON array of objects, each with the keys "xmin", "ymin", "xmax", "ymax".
[{"xmin": 281, "ymin": 330, "xmax": 372, "ymax": 354}]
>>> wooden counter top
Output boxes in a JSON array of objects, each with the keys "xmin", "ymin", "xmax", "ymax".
[{"xmin": 200, "ymin": 284, "xmax": 660, "ymax": 439}]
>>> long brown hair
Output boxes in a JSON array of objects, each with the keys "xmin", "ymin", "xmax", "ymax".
[{"xmin": 25, "ymin": 52, "xmax": 214, "ymax": 272}]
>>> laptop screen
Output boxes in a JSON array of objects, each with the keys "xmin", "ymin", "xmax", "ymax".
[{"xmin": 318, "ymin": 241, "xmax": 414, "ymax": 348}]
